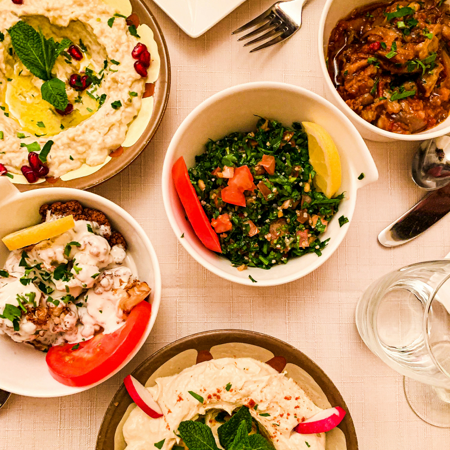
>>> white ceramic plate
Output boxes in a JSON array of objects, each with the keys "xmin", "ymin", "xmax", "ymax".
[
  {"xmin": 0, "ymin": 180, "xmax": 162, "ymax": 397},
  {"xmin": 153, "ymin": 0, "xmax": 247, "ymax": 38}
]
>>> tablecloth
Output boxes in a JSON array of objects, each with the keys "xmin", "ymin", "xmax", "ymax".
[{"xmin": 1, "ymin": 0, "xmax": 450, "ymax": 448}]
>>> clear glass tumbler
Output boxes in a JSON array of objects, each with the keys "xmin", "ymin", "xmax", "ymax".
[{"xmin": 356, "ymin": 260, "xmax": 450, "ymax": 427}]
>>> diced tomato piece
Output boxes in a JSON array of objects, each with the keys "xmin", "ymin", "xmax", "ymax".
[
  {"xmin": 246, "ymin": 220, "xmax": 259, "ymax": 237},
  {"xmin": 258, "ymin": 155, "xmax": 276, "ymax": 175},
  {"xmin": 228, "ymin": 165, "xmax": 254, "ymax": 191},
  {"xmin": 297, "ymin": 230, "xmax": 310, "ymax": 248},
  {"xmin": 222, "ymin": 166, "xmax": 235, "ymax": 178},
  {"xmin": 222, "ymin": 185, "xmax": 246, "ymax": 207},
  {"xmin": 46, "ymin": 301, "xmax": 152, "ymax": 387},
  {"xmin": 211, "ymin": 214, "xmax": 233, "ymax": 234},
  {"xmin": 257, "ymin": 181, "xmax": 272, "ymax": 200},
  {"xmin": 212, "ymin": 167, "xmax": 224, "ymax": 178},
  {"xmin": 172, "ymin": 157, "xmax": 221, "ymax": 253}
]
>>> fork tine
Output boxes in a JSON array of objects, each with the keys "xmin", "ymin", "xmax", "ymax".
[
  {"xmin": 238, "ymin": 18, "xmax": 280, "ymax": 41},
  {"xmin": 243, "ymin": 26, "xmax": 286, "ymax": 47},
  {"xmin": 249, "ymin": 33, "xmax": 289, "ymax": 53},
  {"xmin": 232, "ymin": 10, "xmax": 274, "ymax": 35}
]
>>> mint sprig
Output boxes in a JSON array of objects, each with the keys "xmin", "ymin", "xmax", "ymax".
[
  {"xmin": 218, "ymin": 407, "xmax": 252, "ymax": 449},
  {"xmin": 178, "ymin": 421, "xmax": 219, "ymax": 450},
  {"xmin": 8, "ymin": 21, "xmax": 70, "ymax": 110}
]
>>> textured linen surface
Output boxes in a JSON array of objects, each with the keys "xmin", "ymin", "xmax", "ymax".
[{"xmin": 1, "ymin": 0, "xmax": 450, "ymax": 448}]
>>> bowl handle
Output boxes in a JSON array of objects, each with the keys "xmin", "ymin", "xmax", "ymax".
[
  {"xmin": 0, "ymin": 179, "xmax": 20, "ymax": 208},
  {"xmin": 354, "ymin": 148, "xmax": 379, "ymax": 189}
]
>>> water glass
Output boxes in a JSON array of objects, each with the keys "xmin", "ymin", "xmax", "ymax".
[{"xmin": 356, "ymin": 260, "xmax": 450, "ymax": 427}]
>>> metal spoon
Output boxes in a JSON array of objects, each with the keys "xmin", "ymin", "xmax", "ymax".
[
  {"xmin": 379, "ymin": 136, "xmax": 450, "ymax": 247},
  {"xmin": 411, "ymin": 136, "xmax": 450, "ymax": 190}
]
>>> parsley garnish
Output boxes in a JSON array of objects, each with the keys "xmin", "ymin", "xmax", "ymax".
[
  {"xmin": 128, "ymin": 25, "xmax": 140, "ymax": 38},
  {"xmin": 91, "ymin": 273, "xmax": 100, "ymax": 279},
  {"xmin": 385, "ymin": 41, "xmax": 397, "ymax": 59},
  {"xmin": 39, "ymin": 140, "xmax": 54, "ymax": 163},
  {"xmin": 0, "ymin": 270, "xmax": 9, "ymax": 278},
  {"xmin": 154, "ymin": 439, "xmax": 165, "ymax": 449},
  {"xmin": 107, "ymin": 17, "xmax": 115, "ymax": 28},
  {"xmin": 20, "ymin": 141, "xmax": 40, "ymax": 153},
  {"xmin": 249, "ymin": 275, "xmax": 257, "ymax": 283},
  {"xmin": 71, "ymin": 343, "xmax": 80, "ymax": 350},
  {"xmin": 338, "ymin": 215, "xmax": 349, "ymax": 227},
  {"xmin": 367, "ymin": 56, "xmax": 379, "ymax": 67},
  {"xmin": 111, "ymin": 100, "xmax": 122, "ymax": 110},
  {"xmin": 259, "ymin": 413, "xmax": 270, "ymax": 417},
  {"xmin": 64, "ymin": 241, "xmax": 81, "ymax": 258},
  {"xmin": 188, "ymin": 391, "xmax": 204, "ymax": 403},
  {"xmin": 390, "ymin": 89, "xmax": 416, "ymax": 101},
  {"xmin": 385, "ymin": 6, "xmax": 415, "ymax": 21},
  {"xmin": 358, "ymin": 173, "xmax": 365, "ymax": 180},
  {"xmin": 225, "ymin": 383, "xmax": 232, "ymax": 391},
  {"xmin": 0, "ymin": 304, "xmax": 22, "ymax": 331}
]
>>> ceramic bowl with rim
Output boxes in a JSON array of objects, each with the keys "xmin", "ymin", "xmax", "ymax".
[
  {"xmin": 319, "ymin": 0, "xmax": 450, "ymax": 142},
  {"xmin": 96, "ymin": 329, "xmax": 358, "ymax": 450},
  {"xmin": 0, "ymin": 179, "xmax": 161, "ymax": 397},
  {"xmin": 161, "ymin": 82, "xmax": 378, "ymax": 287},
  {"xmin": 12, "ymin": 0, "xmax": 171, "ymax": 192}
]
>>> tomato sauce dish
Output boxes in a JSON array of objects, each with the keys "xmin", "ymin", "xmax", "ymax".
[
  {"xmin": 162, "ymin": 82, "xmax": 378, "ymax": 286},
  {"xmin": 0, "ymin": 179, "xmax": 161, "ymax": 397}
]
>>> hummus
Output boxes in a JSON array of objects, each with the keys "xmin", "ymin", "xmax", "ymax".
[
  {"xmin": 122, "ymin": 358, "xmax": 326, "ymax": 450},
  {"xmin": 0, "ymin": 0, "xmax": 156, "ymax": 181},
  {"xmin": 0, "ymin": 200, "xmax": 150, "ymax": 350}
]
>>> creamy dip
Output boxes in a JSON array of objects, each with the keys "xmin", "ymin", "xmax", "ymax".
[
  {"xmin": 0, "ymin": 210, "xmax": 146, "ymax": 350},
  {"xmin": 122, "ymin": 358, "xmax": 326, "ymax": 450},
  {"xmin": 0, "ymin": 0, "xmax": 153, "ymax": 180}
]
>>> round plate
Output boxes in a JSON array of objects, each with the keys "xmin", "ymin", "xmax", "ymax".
[
  {"xmin": 16, "ymin": 0, "xmax": 171, "ymax": 192},
  {"xmin": 96, "ymin": 330, "xmax": 358, "ymax": 450}
]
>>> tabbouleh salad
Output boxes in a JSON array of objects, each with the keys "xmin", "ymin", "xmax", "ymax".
[{"xmin": 187, "ymin": 118, "xmax": 344, "ymax": 270}]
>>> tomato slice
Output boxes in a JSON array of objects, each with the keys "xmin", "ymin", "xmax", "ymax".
[
  {"xmin": 221, "ymin": 185, "xmax": 246, "ymax": 207},
  {"xmin": 211, "ymin": 214, "xmax": 233, "ymax": 233},
  {"xmin": 228, "ymin": 165, "xmax": 254, "ymax": 191},
  {"xmin": 172, "ymin": 157, "xmax": 221, "ymax": 253},
  {"xmin": 46, "ymin": 301, "xmax": 152, "ymax": 387}
]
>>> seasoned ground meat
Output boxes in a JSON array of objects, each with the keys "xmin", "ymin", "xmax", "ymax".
[
  {"xmin": 39, "ymin": 200, "xmax": 127, "ymax": 249},
  {"xmin": 328, "ymin": 0, "xmax": 450, "ymax": 134}
]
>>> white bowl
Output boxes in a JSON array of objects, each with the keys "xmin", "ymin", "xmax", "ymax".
[
  {"xmin": 319, "ymin": 0, "xmax": 450, "ymax": 142},
  {"xmin": 162, "ymin": 82, "xmax": 378, "ymax": 287},
  {"xmin": 0, "ymin": 180, "xmax": 161, "ymax": 398}
]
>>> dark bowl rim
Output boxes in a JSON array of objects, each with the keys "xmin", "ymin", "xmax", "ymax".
[{"xmin": 96, "ymin": 329, "xmax": 358, "ymax": 450}]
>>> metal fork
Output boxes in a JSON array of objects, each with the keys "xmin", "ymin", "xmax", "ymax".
[{"xmin": 233, "ymin": 0, "xmax": 309, "ymax": 53}]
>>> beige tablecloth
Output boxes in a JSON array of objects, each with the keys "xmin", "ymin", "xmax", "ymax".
[{"xmin": 1, "ymin": 0, "xmax": 450, "ymax": 448}]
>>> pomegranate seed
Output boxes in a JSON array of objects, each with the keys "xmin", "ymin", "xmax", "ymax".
[
  {"xmin": 369, "ymin": 42, "xmax": 381, "ymax": 52},
  {"xmin": 68, "ymin": 45, "xmax": 83, "ymax": 61},
  {"xmin": 28, "ymin": 152, "xmax": 42, "ymax": 171},
  {"xmin": 139, "ymin": 49, "xmax": 151, "ymax": 68},
  {"xmin": 36, "ymin": 165, "xmax": 49, "ymax": 178},
  {"xmin": 21, "ymin": 166, "xmax": 39, "ymax": 183},
  {"xmin": 134, "ymin": 61, "xmax": 148, "ymax": 78},
  {"xmin": 56, "ymin": 103, "xmax": 74, "ymax": 116},
  {"xmin": 131, "ymin": 43, "xmax": 147, "ymax": 59},
  {"xmin": 0, "ymin": 163, "xmax": 7, "ymax": 176},
  {"xmin": 12, "ymin": 0, "xmax": 23, "ymax": 4},
  {"xmin": 69, "ymin": 74, "xmax": 91, "ymax": 91}
]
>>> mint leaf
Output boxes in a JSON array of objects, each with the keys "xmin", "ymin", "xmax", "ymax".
[
  {"xmin": 41, "ymin": 78, "xmax": 68, "ymax": 110},
  {"xmin": 247, "ymin": 435, "xmax": 275, "ymax": 450},
  {"xmin": 39, "ymin": 140, "xmax": 54, "ymax": 163},
  {"xmin": 218, "ymin": 407, "xmax": 253, "ymax": 450},
  {"xmin": 228, "ymin": 422, "xmax": 249, "ymax": 450},
  {"xmin": 178, "ymin": 421, "xmax": 219, "ymax": 450},
  {"xmin": 8, "ymin": 22, "xmax": 69, "ymax": 81},
  {"xmin": 128, "ymin": 25, "xmax": 140, "ymax": 38}
]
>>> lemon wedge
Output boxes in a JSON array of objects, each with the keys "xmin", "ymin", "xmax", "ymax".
[
  {"xmin": 2, "ymin": 215, "xmax": 75, "ymax": 251},
  {"xmin": 302, "ymin": 122, "xmax": 342, "ymax": 199}
]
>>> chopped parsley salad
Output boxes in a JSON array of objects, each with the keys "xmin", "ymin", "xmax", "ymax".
[{"xmin": 172, "ymin": 118, "xmax": 344, "ymax": 271}]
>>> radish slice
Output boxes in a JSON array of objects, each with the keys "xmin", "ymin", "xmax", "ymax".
[
  {"xmin": 124, "ymin": 375, "xmax": 164, "ymax": 418},
  {"xmin": 295, "ymin": 407, "xmax": 346, "ymax": 434}
]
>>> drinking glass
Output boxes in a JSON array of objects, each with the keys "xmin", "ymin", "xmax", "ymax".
[{"xmin": 356, "ymin": 260, "xmax": 450, "ymax": 427}]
